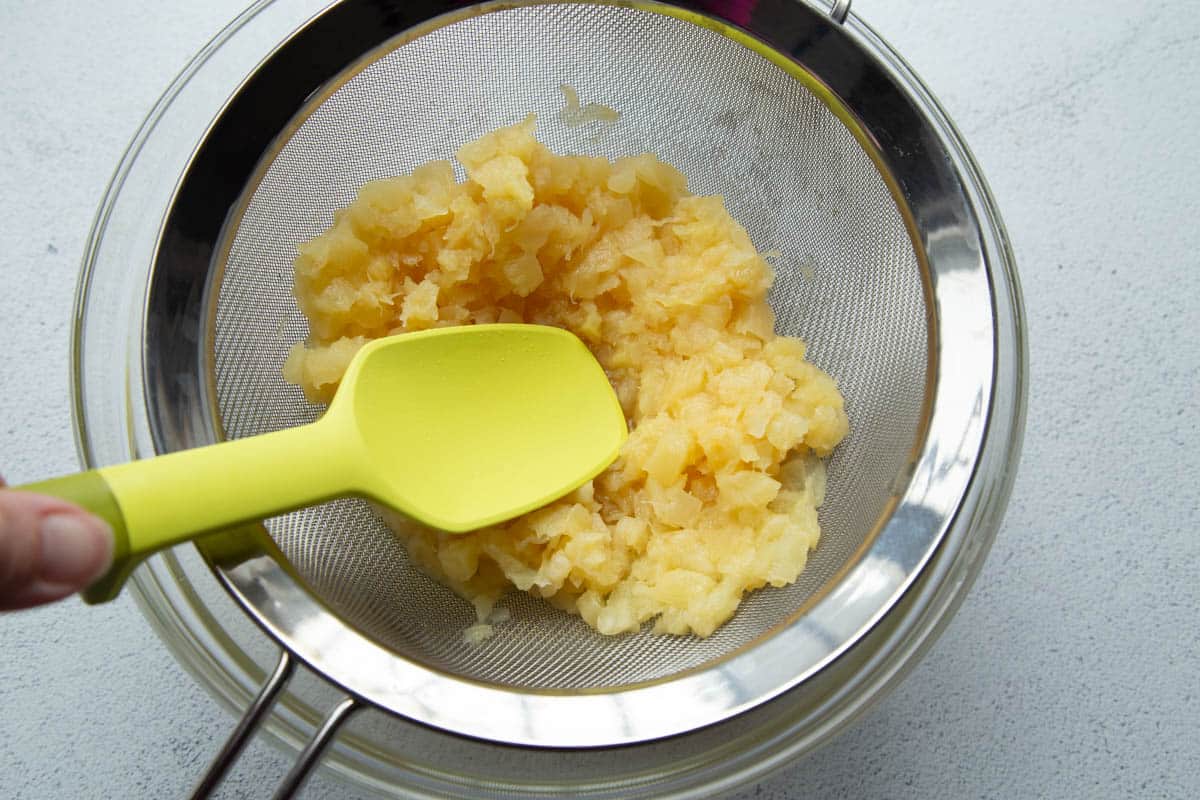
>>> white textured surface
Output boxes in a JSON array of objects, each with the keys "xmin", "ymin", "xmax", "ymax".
[{"xmin": 1, "ymin": 0, "xmax": 1197, "ymax": 798}]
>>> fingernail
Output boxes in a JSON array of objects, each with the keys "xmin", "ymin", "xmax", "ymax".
[{"xmin": 39, "ymin": 514, "xmax": 114, "ymax": 584}]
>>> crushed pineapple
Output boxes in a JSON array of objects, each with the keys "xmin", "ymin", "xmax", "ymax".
[{"xmin": 283, "ymin": 117, "xmax": 848, "ymax": 638}]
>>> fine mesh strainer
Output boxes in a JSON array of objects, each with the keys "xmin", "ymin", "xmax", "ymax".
[
  {"xmin": 214, "ymin": 0, "xmax": 926, "ymax": 693},
  {"xmin": 78, "ymin": 0, "xmax": 1025, "ymax": 797}
]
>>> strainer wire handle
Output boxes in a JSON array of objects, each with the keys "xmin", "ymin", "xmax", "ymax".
[
  {"xmin": 189, "ymin": 651, "xmax": 360, "ymax": 799},
  {"xmin": 190, "ymin": 652, "xmax": 295, "ymax": 799},
  {"xmin": 829, "ymin": 0, "xmax": 852, "ymax": 25},
  {"xmin": 272, "ymin": 697, "xmax": 361, "ymax": 800}
]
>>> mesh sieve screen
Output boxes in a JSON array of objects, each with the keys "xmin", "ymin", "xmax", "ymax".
[{"xmin": 213, "ymin": 4, "xmax": 927, "ymax": 690}]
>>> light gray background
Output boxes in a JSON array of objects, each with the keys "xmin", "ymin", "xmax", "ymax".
[{"xmin": 1, "ymin": 0, "xmax": 1196, "ymax": 798}]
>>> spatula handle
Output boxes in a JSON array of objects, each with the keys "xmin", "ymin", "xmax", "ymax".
[
  {"xmin": 17, "ymin": 419, "xmax": 352, "ymax": 604},
  {"xmin": 15, "ymin": 470, "xmax": 133, "ymax": 604}
]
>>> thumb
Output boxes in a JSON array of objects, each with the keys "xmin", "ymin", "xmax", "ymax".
[{"xmin": 0, "ymin": 485, "xmax": 114, "ymax": 611}]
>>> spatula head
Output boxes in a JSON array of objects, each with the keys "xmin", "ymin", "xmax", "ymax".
[{"xmin": 331, "ymin": 324, "xmax": 626, "ymax": 532}]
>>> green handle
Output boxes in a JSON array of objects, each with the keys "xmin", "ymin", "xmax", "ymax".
[
  {"xmin": 18, "ymin": 418, "xmax": 362, "ymax": 603},
  {"xmin": 18, "ymin": 471, "xmax": 134, "ymax": 604}
]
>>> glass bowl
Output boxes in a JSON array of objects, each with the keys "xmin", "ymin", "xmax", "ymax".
[{"xmin": 71, "ymin": 1, "xmax": 1026, "ymax": 797}]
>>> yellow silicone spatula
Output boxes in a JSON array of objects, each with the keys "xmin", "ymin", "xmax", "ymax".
[{"xmin": 17, "ymin": 324, "xmax": 627, "ymax": 604}]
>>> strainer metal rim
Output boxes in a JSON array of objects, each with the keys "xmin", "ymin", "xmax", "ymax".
[{"xmin": 129, "ymin": 0, "xmax": 997, "ymax": 749}]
